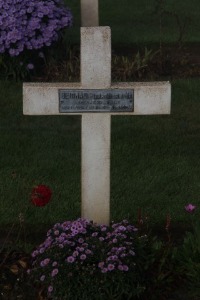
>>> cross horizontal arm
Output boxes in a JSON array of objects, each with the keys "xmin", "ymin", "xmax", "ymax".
[{"xmin": 23, "ymin": 81, "xmax": 171, "ymax": 116}]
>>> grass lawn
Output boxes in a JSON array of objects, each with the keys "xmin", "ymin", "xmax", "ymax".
[
  {"xmin": 0, "ymin": 3, "xmax": 200, "ymax": 298},
  {"xmin": 64, "ymin": 0, "xmax": 200, "ymax": 46},
  {"xmin": 0, "ymin": 79, "xmax": 200, "ymax": 238},
  {"xmin": 0, "ymin": 1, "xmax": 199, "ymax": 243}
]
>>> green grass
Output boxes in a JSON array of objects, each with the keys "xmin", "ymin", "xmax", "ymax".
[
  {"xmin": 0, "ymin": 0, "xmax": 200, "ymax": 241},
  {"xmin": 64, "ymin": 0, "xmax": 200, "ymax": 46},
  {"xmin": 0, "ymin": 79, "xmax": 200, "ymax": 232}
]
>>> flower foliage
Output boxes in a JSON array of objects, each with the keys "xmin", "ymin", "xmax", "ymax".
[
  {"xmin": 0, "ymin": 0, "xmax": 72, "ymax": 57},
  {"xmin": 29, "ymin": 219, "xmax": 143, "ymax": 299},
  {"xmin": 31, "ymin": 185, "xmax": 52, "ymax": 207}
]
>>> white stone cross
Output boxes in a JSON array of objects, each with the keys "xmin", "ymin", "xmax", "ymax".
[
  {"xmin": 81, "ymin": 0, "xmax": 99, "ymax": 26},
  {"xmin": 23, "ymin": 3, "xmax": 171, "ymax": 226}
]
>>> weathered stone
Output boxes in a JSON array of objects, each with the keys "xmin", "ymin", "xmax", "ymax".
[
  {"xmin": 82, "ymin": 114, "xmax": 110, "ymax": 224},
  {"xmin": 81, "ymin": 0, "xmax": 99, "ymax": 27},
  {"xmin": 23, "ymin": 81, "xmax": 171, "ymax": 116},
  {"xmin": 81, "ymin": 27, "xmax": 111, "ymax": 89}
]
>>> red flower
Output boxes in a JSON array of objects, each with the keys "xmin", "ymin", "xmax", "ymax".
[{"xmin": 31, "ymin": 185, "xmax": 52, "ymax": 207}]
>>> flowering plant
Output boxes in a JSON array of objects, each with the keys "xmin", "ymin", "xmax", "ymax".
[
  {"xmin": 28, "ymin": 219, "xmax": 148, "ymax": 299},
  {"xmin": 0, "ymin": 0, "xmax": 72, "ymax": 57},
  {"xmin": 31, "ymin": 184, "xmax": 52, "ymax": 207},
  {"xmin": 185, "ymin": 203, "xmax": 196, "ymax": 213},
  {"xmin": 174, "ymin": 203, "xmax": 200, "ymax": 296},
  {"xmin": 0, "ymin": 0, "xmax": 72, "ymax": 80}
]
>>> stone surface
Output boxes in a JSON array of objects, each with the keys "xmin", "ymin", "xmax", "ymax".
[
  {"xmin": 23, "ymin": 81, "xmax": 171, "ymax": 116},
  {"xmin": 82, "ymin": 114, "xmax": 110, "ymax": 224},
  {"xmin": 81, "ymin": 0, "xmax": 99, "ymax": 26},
  {"xmin": 81, "ymin": 27, "xmax": 111, "ymax": 89}
]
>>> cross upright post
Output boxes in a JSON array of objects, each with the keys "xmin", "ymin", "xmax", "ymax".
[
  {"xmin": 23, "ymin": 3, "xmax": 171, "ymax": 225},
  {"xmin": 80, "ymin": 0, "xmax": 111, "ymax": 225},
  {"xmin": 81, "ymin": 0, "xmax": 99, "ymax": 26}
]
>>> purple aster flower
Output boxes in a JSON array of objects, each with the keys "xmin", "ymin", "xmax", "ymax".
[
  {"xmin": 67, "ymin": 256, "xmax": 75, "ymax": 263},
  {"xmin": 71, "ymin": 230, "xmax": 78, "ymax": 236},
  {"xmin": 51, "ymin": 268, "xmax": 59, "ymax": 277},
  {"xmin": 101, "ymin": 268, "xmax": 108, "ymax": 273},
  {"xmin": 78, "ymin": 247, "xmax": 84, "ymax": 252},
  {"xmin": 185, "ymin": 203, "xmax": 196, "ymax": 213},
  {"xmin": 58, "ymin": 236, "xmax": 65, "ymax": 243},
  {"xmin": 85, "ymin": 249, "xmax": 92, "ymax": 255},
  {"xmin": 38, "ymin": 51, "xmax": 45, "ymax": 58},
  {"xmin": 118, "ymin": 225, "xmax": 126, "ymax": 231},
  {"xmin": 31, "ymin": 250, "xmax": 38, "ymax": 257},
  {"xmin": 72, "ymin": 251, "xmax": 79, "ymax": 257},
  {"xmin": 26, "ymin": 63, "xmax": 34, "ymax": 70},
  {"xmin": 92, "ymin": 232, "xmax": 98, "ymax": 237},
  {"xmin": 40, "ymin": 261, "xmax": 45, "ymax": 267},
  {"xmin": 118, "ymin": 264, "xmax": 124, "ymax": 271},
  {"xmin": 48, "ymin": 286, "xmax": 53, "ymax": 293},
  {"xmin": 107, "ymin": 264, "xmax": 115, "ymax": 271},
  {"xmin": 43, "ymin": 258, "xmax": 50, "ymax": 265},
  {"xmin": 80, "ymin": 254, "xmax": 86, "ymax": 260},
  {"xmin": 9, "ymin": 49, "xmax": 16, "ymax": 56},
  {"xmin": 52, "ymin": 261, "xmax": 58, "ymax": 267},
  {"xmin": 122, "ymin": 265, "xmax": 129, "ymax": 271},
  {"xmin": 101, "ymin": 226, "xmax": 107, "ymax": 232},
  {"xmin": 40, "ymin": 275, "xmax": 45, "ymax": 281},
  {"xmin": 78, "ymin": 238, "xmax": 84, "ymax": 244},
  {"xmin": 98, "ymin": 262, "xmax": 104, "ymax": 269},
  {"xmin": 120, "ymin": 253, "xmax": 126, "ymax": 258}
]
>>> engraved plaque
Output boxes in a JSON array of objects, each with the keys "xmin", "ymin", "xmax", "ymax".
[{"xmin": 59, "ymin": 89, "xmax": 134, "ymax": 113}]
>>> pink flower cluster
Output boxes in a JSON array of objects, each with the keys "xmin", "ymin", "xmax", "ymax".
[
  {"xmin": 185, "ymin": 203, "xmax": 197, "ymax": 213},
  {"xmin": 29, "ymin": 218, "xmax": 138, "ymax": 296}
]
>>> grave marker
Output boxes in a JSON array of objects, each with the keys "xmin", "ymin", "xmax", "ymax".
[
  {"xmin": 81, "ymin": 0, "xmax": 99, "ymax": 26},
  {"xmin": 23, "ymin": 4, "xmax": 171, "ymax": 226}
]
